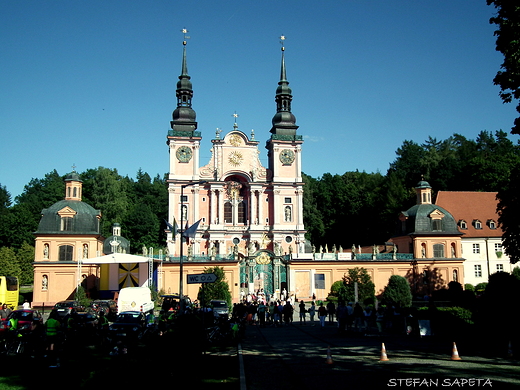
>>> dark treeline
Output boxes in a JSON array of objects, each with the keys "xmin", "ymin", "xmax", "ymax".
[
  {"xmin": 1, "ymin": 130, "xmax": 519, "ymax": 281},
  {"xmin": 304, "ymin": 130, "xmax": 520, "ymax": 248}
]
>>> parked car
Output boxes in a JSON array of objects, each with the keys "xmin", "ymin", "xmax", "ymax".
[
  {"xmin": 160, "ymin": 294, "xmax": 192, "ymax": 313},
  {"xmin": 108, "ymin": 311, "xmax": 146, "ymax": 341},
  {"xmin": 210, "ymin": 300, "xmax": 229, "ymax": 318},
  {"xmin": 53, "ymin": 300, "xmax": 85, "ymax": 318},
  {"xmin": 0, "ymin": 309, "xmax": 43, "ymax": 334},
  {"xmin": 90, "ymin": 300, "xmax": 117, "ymax": 320}
]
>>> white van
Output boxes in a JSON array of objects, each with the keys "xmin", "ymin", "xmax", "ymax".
[{"xmin": 117, "ymin": 287, "xmax": 154, "ymax": 315}]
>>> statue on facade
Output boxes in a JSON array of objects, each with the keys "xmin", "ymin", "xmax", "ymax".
[{"xmin": 274, "ymin": 242, "xmax": 282, "ymax": 256}]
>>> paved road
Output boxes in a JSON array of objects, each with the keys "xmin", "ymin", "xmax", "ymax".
[{"xmin": 239, "ymin": 320, "xmax": 520, "ymax": 390}]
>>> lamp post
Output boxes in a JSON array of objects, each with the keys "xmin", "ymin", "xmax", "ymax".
[{"xmin": 179, "ymin": 180, "xmax": 207, "ymax": 314}]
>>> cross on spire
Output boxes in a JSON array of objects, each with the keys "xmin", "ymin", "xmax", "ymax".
[
  {"xmin": 279, "ymin": 34, "xmax": 286, "ymax": 51},
  {"xmin": 181, "ymin": 28, "xmax": 190, "ymax": 45}
]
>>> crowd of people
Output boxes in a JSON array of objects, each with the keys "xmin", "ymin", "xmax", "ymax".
[{"xmin": 229, "ymin": 292, "xmax": 406, "ymax": 335}]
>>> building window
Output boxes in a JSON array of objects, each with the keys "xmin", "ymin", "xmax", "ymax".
[
  {"xmin": 472, "ymin": 244, "xmax": 480, "ymax": 254},
  {"xmin": 459, "ymin": 220, "xmax": 467, "ymax": 229},
  {"xmin": 284, "ymin": 197, "xmax": 292, "ymax": 203},
  {"xmin": 59, "ymin": 245, "xmax": 73, "ymax": 261},
  {"xmin": 432, "ymin": 219, "xmax": 442, "ymax": 231},
  {"xmin": 433, "ymin": 243, "xmax": 444, "ymax": 258},
  {"xmin": 473, "ymin": 220, "xmax": 482, "ymax": 229},
  {"xmin": 474, "ymin": 265, "xmax": 482, "ymax": 278},
  {"xmin": 237, "ymin": 201, "xmax": 246, "ymax": 224},
  {"xmin": 496, "ymin": 264, "xmax": 504, "ymax": 272},
  {"xmin": 61, "ymin": 217, "xmax": 73, "ymax": 232},
  {"xmin": 181, "ymin": 195, "xmax": 188, "ymax": 202},
  {"xmin": 488, "ymin": 220, "xmax": 497, "ymax": 229},
  {"xmin": 495, "ymin": 243, "xmax": 503, "ymax": 252},
  {"xmin": 224, "ymin": 203, "xmax": 232, "ymax": 223}
]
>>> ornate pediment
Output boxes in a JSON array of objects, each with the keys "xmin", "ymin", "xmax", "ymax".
[{"xmin": 57, "ymin": 206, "xmax": 77, "ymax": 217}]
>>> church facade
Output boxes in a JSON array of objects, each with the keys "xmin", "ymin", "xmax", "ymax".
[
  {"xmin": 161, "ymin": 38, "xmax": 305, "ymax": 300},
  {"xmin": 31, "ymin": 37, "xmax": 469, "ymax": 306}
]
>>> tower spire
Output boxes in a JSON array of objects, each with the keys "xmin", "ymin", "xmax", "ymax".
[
  {"xmin": 270, "ymin": 35, "xmax": 298, "ymax": 138},
  {"xmin": 170, "ymin": 28, "xmax": 198, "ymax": 136}
]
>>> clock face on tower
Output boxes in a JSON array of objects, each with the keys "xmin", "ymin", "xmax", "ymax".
[
  {"xmin": 279, "ymin": 149, "xmax": 295, "ymax": 165},
  {"xmin": 176, "ymin": 146, "xmax": 193, "ymax": 162}
]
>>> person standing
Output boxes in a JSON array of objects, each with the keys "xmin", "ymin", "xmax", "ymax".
[
  {"xmin": 318, "ymin": 303, "xmax": 327, "ymax": 327},
  {"xmin": 326, "ymin": 300, "xmax": 336, "ymax": 324},
  {"xmin": 298, "ymin": 300, "xmax": 306, "ymax": 325},
  {"xmin": 258, "ymin": 301, "xmax": 266, "ymax": 327},
  {"xmin": 336, "ymin": 301, "xmax": 348, "ymax": 333},
  {"xmin": 308, "ymin": 301, "xmax": 316, "ymax": 326}
]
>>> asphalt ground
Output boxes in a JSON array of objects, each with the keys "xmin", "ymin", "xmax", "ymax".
[{"xmin": 239, "ymin": 319, "xmax": 520, "ymax": 390}]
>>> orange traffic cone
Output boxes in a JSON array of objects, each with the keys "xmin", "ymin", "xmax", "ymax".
[
  {"xmin": 451, "ymin": 342, "xmax": 461, "ymax": 360},
  {"xmin": 380, "ymin": 343, "xmax": 389, "ymax": 361},
  {"xmin": 326, "ymin": 346, "xmax": 334, "ymax": 364}
]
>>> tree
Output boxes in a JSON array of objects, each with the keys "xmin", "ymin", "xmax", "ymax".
[
  {"xmin": 16, "ymin": 242, "xmax": 34, "ymax": 285},
  {"xmin": 337, "ymin": 267, "xmax": 375, "ymax": 305},
  {"xmin": 0, "ymin": 247, "xmax": 21, "ymax": 279},
  {"xmin": 497, "ymin": 164, "xmax": 520, "ymax": 263},
  {"xmin": 196, "ymin": 266, "xmax": 232, "ymax": 309},
  {"xmin": 81, "ymin": 167, "xmax": 130, "ymax": 237},
  {"xmin": 487, "ymin": 1, "xmax": 520, "ymax": 134},
  {"xmin": 381, "ymin": 275, "xmax": 412, "ymax": 308}
]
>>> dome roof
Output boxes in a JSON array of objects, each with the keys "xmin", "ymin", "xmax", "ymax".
[
  {"xmin": 35, "ymin": 199, "xmax": 101, "ymax": 235},
  {"xmin": 400, "ymin": 203, "xmax": 460, "ymax": 235},
  {"xmin": 103, "ymin": 234, "xmax": 131, "ymax": 255}
]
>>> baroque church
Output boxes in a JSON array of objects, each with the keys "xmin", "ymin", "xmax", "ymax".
[
  {"xmin": 32, "ymin": 36, "xmax": 469, "ymax": 306},
  {"xmin": 163, "ymin": 36, "xmax": 305, "ymax": 299}
]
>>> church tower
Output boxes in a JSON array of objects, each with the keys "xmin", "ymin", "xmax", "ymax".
[
  {"xmin": 265, "ymin": 37, "xmax": 306, "ymax": 255},
  {"xmin": 166, "ymin": 33, "xmax": 205, "ymax": 255},
  {"xmin": 165, "ymin": 35, "xmax": 306, "ymax": 299}
]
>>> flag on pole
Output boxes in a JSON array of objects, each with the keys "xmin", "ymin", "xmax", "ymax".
[
  {"xmin": 164, "ymin": 219, "xmax": 178, "ymax": 236},
  {"xmin": 183, "ymin": 218, "xmax": 202, "ymax": 242}
]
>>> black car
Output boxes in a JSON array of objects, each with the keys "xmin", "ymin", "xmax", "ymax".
[
  {"xmin": 53, "ymin": 301, "xmax": 85, "ymax": 318},
  {"xmin": 108, "ymin": 311, "xmax": 146, "ymax": 340},
  {"xmin": 90, "ymin": 300, "xmax": 117, "ymax": 320},
  {"xmin": 160, "ymin": 294, "xmax": 192, "ymax": 312}
]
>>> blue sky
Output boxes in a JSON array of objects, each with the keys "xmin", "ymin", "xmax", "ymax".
[{"xmin": 1, "ymin": 1, "xmax": 518, "ymax": 200}]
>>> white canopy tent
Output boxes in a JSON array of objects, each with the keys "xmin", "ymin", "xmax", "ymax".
[
  {"xmin": 81, "ymin": 253, "xmax": 161, "ymax": 264},
  {"xmin": 80, "ymin": 253, "xmax": 162, "ymax": 289}
]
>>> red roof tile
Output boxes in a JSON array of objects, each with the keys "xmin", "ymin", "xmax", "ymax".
[{"xmin": 435, "ymin": 191, "xmax": 502, "ymax": 238}]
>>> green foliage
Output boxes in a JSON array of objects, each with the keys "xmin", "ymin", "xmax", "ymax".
[
  {"xmin": 336, "ymin": 267, "xmax": 375, "ymax": 304},
  {"xmin": 436, "ymin": 306, "xmax": 474, "ymax": 325},
  {"xmin": 475, "ymin": 283, "xmax": 488, "ymax": 295},
  {"xmin": 497, "ymin": 164, "xmax": 520, "ymax": 264},
  {"xmin": 74, "ymin": 285, "xmax": 91, "ymax": 308},
  {"xmin": 197, "ymin": 266, "xmax": 232, "ymax": 308},
  {"xmin": 329, "ymin": 280, "xmax": 343, "ymax": 297},
  {"xmin": 487, "ymin": 0, "xmax": 520, "ymax": 135},
  {"xmin": 0, "ymin": 247, "xmax": 21, "ymax": 279},
  {"xmin": 381, "ymin": 275, "xmax": 412, "ymax": 308},
  {"xmin": 16, "ymin": 242, "xmax": 34, "ymax": 285},
  {"xmin": 464, "ymin": 284, "xmax": 474, "ymax": 291}
]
